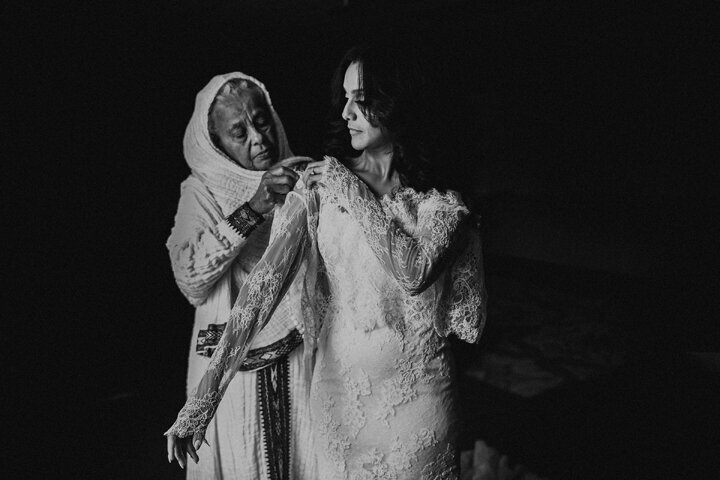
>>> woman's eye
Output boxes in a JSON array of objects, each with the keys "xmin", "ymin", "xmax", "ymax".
[{"xmin": 233, "ymin": 131, "xmax": 247, "ymax": 139}]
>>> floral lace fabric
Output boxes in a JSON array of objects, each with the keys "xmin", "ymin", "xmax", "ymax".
[{"xmin": 167, "ymin": 157, "xmax": 486, "ymax": 479}]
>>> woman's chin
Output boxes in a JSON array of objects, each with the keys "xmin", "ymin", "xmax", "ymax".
[
  {"xmin": 350, "ymin": 139, "xmax": 365, "ymax": 151},
  {"xmin": 253, "ymin": 156, "xmax": 277, "ymax": 170}
]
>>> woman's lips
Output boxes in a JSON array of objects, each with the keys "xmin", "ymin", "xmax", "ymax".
[
  {"xmin": 348, "ymin": 127, "xmax": 362, "ymax": 135},
  {"xmin": 254, "ymin": 151, "xmax": 271, "ymax": 162}
]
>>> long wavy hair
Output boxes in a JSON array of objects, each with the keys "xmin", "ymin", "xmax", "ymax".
[{"xmin": 323, "ymin": 44, "xmax": 443, "ymax": 193}]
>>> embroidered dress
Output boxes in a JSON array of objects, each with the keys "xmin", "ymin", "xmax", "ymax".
[
  {"xmin": 167, "ymin": 72, "xmax": 314, "ymax": 480},
  {"xmin": 167, "ymin": 157, "xmax": 486, "ymax": 480}
]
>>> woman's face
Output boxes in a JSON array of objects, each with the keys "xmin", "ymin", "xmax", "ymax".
[
  {"xmin": 342, "ymin": 62, "xmax": 391, "ymax": 153},
  {"xmin": 210, "ymin": 88, "xmax": 278, "ymax": 170}
]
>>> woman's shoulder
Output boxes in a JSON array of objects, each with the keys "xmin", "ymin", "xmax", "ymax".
[
  {"xmin": 180, "ymin": 174, "xmax": 211, "ymax": 195},
  {"xmin": 176, "ymin": 175, "xmax": 219, "ymax": 207}
]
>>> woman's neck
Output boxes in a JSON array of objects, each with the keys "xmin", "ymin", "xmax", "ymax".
[
  {"xmin": 350, "ymin": 147, "xmax": 399, "ymax": 197},
  {"xmin": 353, "ymin": 147, "xmax": 394, "ymax": 180}
]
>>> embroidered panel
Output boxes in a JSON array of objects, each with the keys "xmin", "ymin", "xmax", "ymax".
[
  {"xmin": 197, "ymin": 325, "xmax": 302, "ymax": 372},
  {"xmin": 239, "ymin": 329, "xmax": 303, "ymax": 371},
  {"xmin": 258, "ymin": 356, "xmax": 292, "ymax": 480}
]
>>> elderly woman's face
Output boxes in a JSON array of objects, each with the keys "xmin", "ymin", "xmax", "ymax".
[{"xmin": 210, "ymin": 88, "xmax": 278, "ymax": 170}]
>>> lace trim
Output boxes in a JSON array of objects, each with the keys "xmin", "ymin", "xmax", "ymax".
[
  {"xmin": 436, "ymin": 232, "xmax": 486, "ymax": 343},
  {"xmin": 164, "ymin": 390, "xmax": 220, "ymax": 438}
]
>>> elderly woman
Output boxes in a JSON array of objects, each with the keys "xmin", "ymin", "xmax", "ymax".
[
  {"xmin": 168, "ymin": 46, "xmax": 486, "ymax": 479},
  {"xmin": 166, "ymin": 72, "xmax": 315, "ymax": 479}
]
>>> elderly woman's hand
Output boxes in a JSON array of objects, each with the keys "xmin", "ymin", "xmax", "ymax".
[
  {"xmin": 167, "ymin": 432, "xmax": 205, "ymax": 469},
  {"xmin": 303, "ymin": 158, "xmax": 329, "ymax": 190},
  {"xmin": 249, "ymin": 156, "xmax": 314, "ymax": 214}
]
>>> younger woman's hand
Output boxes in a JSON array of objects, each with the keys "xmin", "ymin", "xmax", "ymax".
[
  {"xmin": 167, "ymin": 432, "xmax": 205, "ymax": 469},
  {"xmin": 303, "ymin": 159, "xmax": 329, "ymax": 190}
]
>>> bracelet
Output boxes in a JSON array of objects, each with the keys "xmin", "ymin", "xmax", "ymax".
[{"xmin": 227, "ymin": 202, "xmax": 265, "ymax": 237}]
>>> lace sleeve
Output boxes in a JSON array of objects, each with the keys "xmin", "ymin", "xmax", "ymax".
[
  {"xmin": 165, "ymin": 188, "xmax": 310, "ymax": 439},
  {"xmin": 436, "ymin": 228, "xmax": 487, "ymax": 343},
  {"xmin": 322, "ymin": 156, "xmax": 469, "ymax": 295}
]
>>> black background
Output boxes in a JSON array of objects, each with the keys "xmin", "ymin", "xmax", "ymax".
[{"xmin": 5, "ymin": 0, "xmax": 718, "ymax": 478}]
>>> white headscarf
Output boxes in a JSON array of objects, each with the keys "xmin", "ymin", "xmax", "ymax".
[{"xmin": 183, "ymin": 72, "xmax": 294, "ymax": 216}]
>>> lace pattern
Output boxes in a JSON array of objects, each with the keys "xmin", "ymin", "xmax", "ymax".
[
  {"xmin": 347, "ymin": 429, "xmax": 440, "ymax": 480},
  {"xmin": 321, "ymin": 156, "xmax": 485, "ymax": 341}
]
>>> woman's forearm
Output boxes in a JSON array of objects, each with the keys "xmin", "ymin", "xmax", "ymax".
[{"xmin": 168, "ymin": 192, "xmax": 263, "ymax": 306}]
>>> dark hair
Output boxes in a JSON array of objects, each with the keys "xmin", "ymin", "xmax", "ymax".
[{"xmin": 323, "ymin": 43, "xmax": 441, "ymax": 193}]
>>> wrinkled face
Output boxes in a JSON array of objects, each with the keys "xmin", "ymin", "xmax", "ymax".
[
  {"xmin": 210, "ymin": 88, "xmax": 278, "ymax": 170},
  {"xmin": 342, "ymin": 62, "xmax": 391, "ymax": 153}
]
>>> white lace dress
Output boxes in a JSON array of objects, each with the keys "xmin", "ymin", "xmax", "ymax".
[{"xmin": 167, "ymin": 157, "xmax": 486, "ymax": 480}]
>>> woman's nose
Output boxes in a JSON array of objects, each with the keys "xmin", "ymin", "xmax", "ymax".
[
  {"xmin": 248, "ymin": 126, "xmax": 263, "ymax": 145},
  {"xmin": 342, "ymin": 99, "xmax": 354, "ymax": 121}
]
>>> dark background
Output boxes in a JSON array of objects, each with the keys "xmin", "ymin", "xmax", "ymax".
[{"xmin": 5, "ymin": 0, "xmax": 718, "ymax": 478}]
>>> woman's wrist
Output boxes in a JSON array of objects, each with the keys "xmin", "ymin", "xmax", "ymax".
[
  {"xmin": 247, "ymin": 199, "xmax": 263, "ymax": 216},
  {"xmin": 226, "ymin": 202, "xmax": 265, "ymax": 238}
]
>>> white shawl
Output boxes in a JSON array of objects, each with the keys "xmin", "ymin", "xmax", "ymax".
[{"xmin": 184, "ymin": 72, "xmax": 294, "ymax": 216}]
